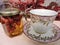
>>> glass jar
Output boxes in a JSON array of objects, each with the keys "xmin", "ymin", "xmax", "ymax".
[{"xmin": 0, "ymin": 8, "xmax": 23, "ymax": 37}]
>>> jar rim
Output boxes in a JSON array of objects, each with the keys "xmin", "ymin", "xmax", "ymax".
[{"xmin": 0, "ymin": 8, "xmax": 20, "ymax": 16}]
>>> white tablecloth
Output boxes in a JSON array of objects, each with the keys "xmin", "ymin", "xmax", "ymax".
[{"xmin": 0, "ymin": 19, "xmax": 60, "ymax": 45}]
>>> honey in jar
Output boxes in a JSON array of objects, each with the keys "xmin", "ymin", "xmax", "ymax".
[{"xmin": 0, "ymin": 8, "xmax": 23, "ymax": 37}]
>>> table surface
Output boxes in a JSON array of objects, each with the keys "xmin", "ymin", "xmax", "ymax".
[{"xmin": 0, "ymin": 18, "xmax": 60, "ymax": 45}]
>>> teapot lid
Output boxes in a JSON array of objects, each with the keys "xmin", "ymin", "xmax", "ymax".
[{"xmin": 0, "ymin": 8, "xmax": 20, "ymax": 16}]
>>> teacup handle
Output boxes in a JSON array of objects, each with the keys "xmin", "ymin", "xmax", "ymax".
[{"xmin": 24, "ymin": 6, "xmax": 32, "ymax": 21}]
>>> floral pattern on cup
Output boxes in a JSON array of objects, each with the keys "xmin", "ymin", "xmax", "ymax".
[
  {"xmin": 31, "ymin": 15, "xmax": 56, "ymax": 26},
  {"xmin": 29, "ymin": 9, "xmax": 58, "ymax": 34}
]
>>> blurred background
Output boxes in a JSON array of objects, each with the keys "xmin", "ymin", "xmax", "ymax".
[{"xmin": 0, "ymin": 0, "xmax": 60, "ymax": 20}]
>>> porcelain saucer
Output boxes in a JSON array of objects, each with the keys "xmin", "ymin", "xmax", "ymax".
[{"xmin": 23, "ymin": 22, "xmax": 60, "ymax": 43}]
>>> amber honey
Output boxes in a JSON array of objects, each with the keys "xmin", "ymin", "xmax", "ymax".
[{"xmin": 0, "ymin": 8, "xmax": 23, "ymax": 37}]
